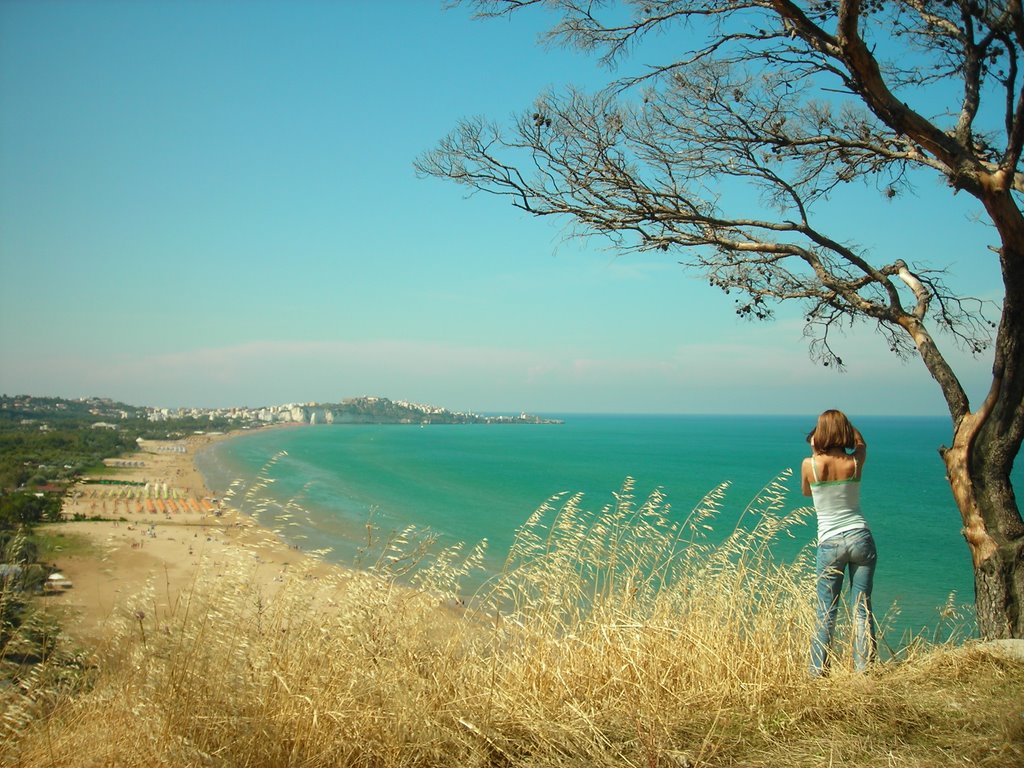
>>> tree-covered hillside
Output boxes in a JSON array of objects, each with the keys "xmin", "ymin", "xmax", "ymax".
[{"xmin": 0, "ymin": 395, "xmax": 236, "ymax": 492}]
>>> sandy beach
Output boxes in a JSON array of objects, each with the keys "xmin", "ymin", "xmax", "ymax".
[{"xmin": 43, "ymin": 431, "xmax": 333, "ymax": 644}]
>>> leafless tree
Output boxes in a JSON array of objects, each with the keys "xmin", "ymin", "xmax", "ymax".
[{"xmin": 417, "ymin": 0, "xmax": 1024, "ymax": 639}]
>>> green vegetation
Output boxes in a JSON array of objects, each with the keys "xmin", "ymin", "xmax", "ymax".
[
  {"xmin": 2, "ymin": 478, "xmax": 1020, "ymax": 767},
  {"xmin": 0, "ymin": 491, "xmax": 61, "ymax": 530},
  {"xmin": 0, "ymin": 486, "xmax": 68, "ymax": 670},
  {"xmin": 0, "ymin": 493, "xmax": 63, "ymax": 631},
  {"xmin": 0, "ymin": 424, "xmax": 135, "ymax": 490},
  {"xmin": 33, "ymin": 529, "xmax": 97, "ymax": 561},
  {"xmin": 0, "ymin": 395, "xmax": 241, "ymax": 492}
]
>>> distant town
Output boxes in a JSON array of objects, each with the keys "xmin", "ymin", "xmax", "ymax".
[{"xmin": 1, "ymin": 394, "xmax": 562, "ymax": 429}]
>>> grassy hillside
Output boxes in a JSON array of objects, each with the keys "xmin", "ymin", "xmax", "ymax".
[{"xmin": 2, "ymin": 477, "xmax": 1021, "ymax": 767}]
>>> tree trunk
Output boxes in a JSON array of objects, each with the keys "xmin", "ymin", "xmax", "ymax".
[
  {"xmin": 941, "ymin": 189, "xmax": 1024, "ymax": 640},
  {"xmin": 943, "ymin": 417, "xmax": 1024, "ymax": 639}
]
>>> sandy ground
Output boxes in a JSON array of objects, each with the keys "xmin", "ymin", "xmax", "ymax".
[{"xmin": 41, "ymin": 432, "xmax": 335, "ymax": 644}]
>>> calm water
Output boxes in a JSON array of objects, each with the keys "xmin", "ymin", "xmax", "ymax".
[{"xmin": 196, "ymin": 414, "xmax": 1018, "ymax": 641}]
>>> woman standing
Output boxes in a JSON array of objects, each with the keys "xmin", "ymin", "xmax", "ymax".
[{"xmin": 801, "ymin": 409, "xmax": 877, "ymax": 676}]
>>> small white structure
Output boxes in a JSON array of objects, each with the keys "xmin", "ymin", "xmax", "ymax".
[{"xmin": 45, "ymin": 572, "xmax": 73, "ymax": 590}]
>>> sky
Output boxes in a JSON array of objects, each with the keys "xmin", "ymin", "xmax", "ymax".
[{"xmin": 0, "ymin": 0, "xmax": 1007, "ymax": 417}]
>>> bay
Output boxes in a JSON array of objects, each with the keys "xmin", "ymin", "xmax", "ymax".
[{"xmin": 196, "ymin": 414, "xmax": 1014, "ymax": 642}]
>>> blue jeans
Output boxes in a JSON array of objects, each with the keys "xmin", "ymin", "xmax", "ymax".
[{"xmin": 811, "ymin": 528, "xmax": 877, "ymax": 675}]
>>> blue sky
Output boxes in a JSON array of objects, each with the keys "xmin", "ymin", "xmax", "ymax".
[{"xmin": 0, "ymin": 0, "xmax": 1004, "ymax": 416}]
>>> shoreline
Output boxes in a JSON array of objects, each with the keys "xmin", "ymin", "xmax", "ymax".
[{"xmin": 44, "ymin": 429, "xmax": 336, "ymax": 645}]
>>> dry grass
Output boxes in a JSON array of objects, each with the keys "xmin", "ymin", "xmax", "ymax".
[{"xmin": 2, "ymin": 474, "xmax": 1022, "ymax": 767}]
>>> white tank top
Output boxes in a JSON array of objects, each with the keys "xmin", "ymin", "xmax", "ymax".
[{"xmin": 809, "ymin": 456, "xmax": 868, "ymax": 543}]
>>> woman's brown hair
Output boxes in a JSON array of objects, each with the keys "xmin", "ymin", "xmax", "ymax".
[{"xmin": 807, "ymin": 409, "xmax": 857, "ymax": 452}]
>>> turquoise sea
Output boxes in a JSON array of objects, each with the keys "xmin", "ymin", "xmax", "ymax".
[{"xmin": 195, "ymin": 414, "xmax": 1021, "ymax": 642}]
